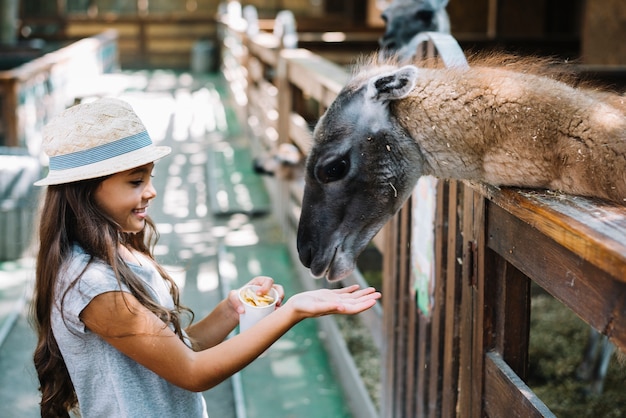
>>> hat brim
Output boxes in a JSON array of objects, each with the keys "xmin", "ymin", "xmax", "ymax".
[{"xmin": 34, "ymin": 145, "xmax": 171, "ymax": 186}]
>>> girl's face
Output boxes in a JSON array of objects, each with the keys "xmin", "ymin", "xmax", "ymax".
[{"xmin": 94, "ymin": 163, "xmax": 157, "ymax": 233}]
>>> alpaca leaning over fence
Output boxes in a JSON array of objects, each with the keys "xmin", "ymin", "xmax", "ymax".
[
  {"xmin": 378, "ymin": 0, "xmax": 450, "ymax": 60},
  {"xmin": 296, "ymin": 54, "xmax": 626, "ymax": 282}
]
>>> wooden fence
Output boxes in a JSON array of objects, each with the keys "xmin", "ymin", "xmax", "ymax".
[
  {"xmin": 219, "ymin": 16, "xmax": 626, "ymax": 418},
  {"xmin": 19, "ymin": 13, "xmax": 219, "ymax": 70},
  {"xmin": 0, "ymin": 30, "xmax": 118, "ymax": 148}
]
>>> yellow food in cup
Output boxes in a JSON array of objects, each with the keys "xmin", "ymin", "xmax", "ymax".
[{"xmin": 241, "ymin": 287, "xmax": 275, "ymax": 307}]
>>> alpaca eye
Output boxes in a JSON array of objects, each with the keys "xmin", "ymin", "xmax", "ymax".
[
  {"xmin": 317, "ymin": 158, "xmax": 349, "ymax": 183},
  {"xmin": 416, "ymin": 10, "xmax": 434, "ymax": 22}
]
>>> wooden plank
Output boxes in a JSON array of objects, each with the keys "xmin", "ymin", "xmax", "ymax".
[
  {"xmin": 469, "ymin": 189, "xmax": 486, "ymax": 418},
  {"xmin": 397, "ymin": 203, "xmax": 411, "ymax": 418},
  {"xmin": 288, "ymin": 112, "xmax": 313, "ymax": 153},
  {"xmin": 407, "ymin": 216, "xmax": 420, "ymax": 417},
  {"xmin": 483, "ymin": 250, "xmax": 531, "ymax": 378},
  {"xmin": 415, "ymin": 313, "xmax": 428, "ymax": 417},
  {"xmin": 247, "ymin": 98, "xmax": 278, "ymax": 135},
  {"xmin": 0, "ymin": 80, "xmax": 18, "ymax": 146},
  {"xmin": 256, "ymin": 79, "xmax": 279, "ymax": 107},
  {"xmin": 425, "ymin": 181, "xmax": 449, "ymax": 417},
  {"xmin": 382, "ymin": 213, "xmax": 400, "ymax": 418},
  {"xmin": 484, "ymin": 352, "xmax": 556, "ymax": 418},
  {"xmin": 276, "ymin": 52, "xmax": 292, "ymax": 149},
  {"xmin": 441, "ymin": 181, "xmax": 462, "ymax": 418},
  {"xmin": 145, "ymin": 24, "xmax": 215, "ymax": 37},
  {"xmin": 297, "ymin": 32, "xmax": 381, "ymax": 43},
  {"xmin": 473, "ymin": 183, "xmax": 626, "ymax": 282},
  {"xmin": 371, "ymin": 227, "xmax": 386, "ymax": 255},
  {"xmin": 248, "ymin": 91, "xmax": 278, "ymax": 124},
  {"xmin": 283, "ymin": 49, "xmax": 349, "ymax": 101},
  {"xmin": 67, "ymin": 22, "xmax": 140, "ymax": 37},
  {"xmin": 486, "ymin": 201, "xmax": 626, "ymax": 353},
  {"xmin": 457, "ymin": 183, "xmax": 474, "ymax": 416},
  {"xmin": 247, "ymin": 34, "xmax": 280, "ymax": 67},
  {"xmin": 406, "ymin": 197, "xmax": 425, "ymax": 418},
  {"xmin": 0, "ymin": 31, "xmax": 118, "ymax": 146},
  {"xmin": 247, "ymin": 56, "xmax": 264, "ymax": 83}
]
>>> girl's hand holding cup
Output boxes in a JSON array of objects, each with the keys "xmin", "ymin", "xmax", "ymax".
[{"xmin": 232, "ymin": 276, "xmax": 284, "ymax": 331}]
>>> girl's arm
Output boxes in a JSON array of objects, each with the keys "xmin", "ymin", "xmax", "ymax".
[{"xmin": 80, "ymin": 284, "xmax": 380, "ymax": 392}]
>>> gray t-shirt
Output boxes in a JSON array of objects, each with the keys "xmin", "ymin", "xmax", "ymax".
[{"xmin": 52, "ymin": 244, "xmax": 208, "ymax": 418}]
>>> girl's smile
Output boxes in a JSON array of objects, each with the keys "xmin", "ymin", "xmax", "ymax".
[
  {"xmin": 94, "ymin": 162, "xmax": 157, "ymax": 233},
  {"xmin": 133, "ymin": 206, "xmax": 148, "ymax": 218}
]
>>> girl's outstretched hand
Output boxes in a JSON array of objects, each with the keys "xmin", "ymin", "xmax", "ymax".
[{"xmin": 284, "ymin": 284, "xmax": 381, "ymax": 319}]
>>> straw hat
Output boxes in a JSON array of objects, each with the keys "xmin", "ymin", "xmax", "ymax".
[{"xmin": 34, "ymin": 98, "xmax": 171, "ymax": 186}]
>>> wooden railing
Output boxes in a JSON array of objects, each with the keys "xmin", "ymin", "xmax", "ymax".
[
  {"xmin": 19, "ymin": 14, "xmax": 219, "ymax": 70},
  {"xmin": 219, "ymin": 15, "xmax": 626, "ymax": 418},
  {"xmin": 0, "ymin": 30, "xmax": 118, "ymax": 148}
]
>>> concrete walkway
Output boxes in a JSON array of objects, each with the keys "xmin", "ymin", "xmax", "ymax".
[{"xmin": 0, "ymin": 70, "xmax": 352, "ymax": 418}]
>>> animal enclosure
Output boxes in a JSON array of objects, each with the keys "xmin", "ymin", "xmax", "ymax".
[{"xmin": 219, "ymin": 14, "xmax": 626, "ymax": 418}]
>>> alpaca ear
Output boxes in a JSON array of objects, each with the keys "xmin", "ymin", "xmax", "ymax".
[{"xmin": 366, "ymin": 65, "xmax": 419, "ymax": 101}]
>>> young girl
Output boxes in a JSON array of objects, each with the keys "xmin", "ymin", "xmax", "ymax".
[{"xmin": 32, "ymin": 98, "xmax": 381, "ymax": 418}]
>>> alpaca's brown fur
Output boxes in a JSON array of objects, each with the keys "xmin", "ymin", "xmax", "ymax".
[
  {"xmin": 401, "ymin": 67, "xmax": 625, "ymax": 201},
  {"xmin": 352, "ymin": 53, "xmax": 626, "ymax": 202},
  {"xmin": 297, "ymin": 52, "xmax": 626, "ymax": 282}
]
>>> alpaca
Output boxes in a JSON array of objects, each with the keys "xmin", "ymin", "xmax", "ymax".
[
  {"xmin": 296, "ymin": 55, "xmax": 626, "ymax": 282},
  {"xmin": 379, "ymin": 0, "xmax": 450, "ymax": 60}
]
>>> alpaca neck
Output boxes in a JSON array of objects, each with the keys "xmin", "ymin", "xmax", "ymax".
[{"xmin": 392, "ymin": 67, "xmax": 626, "ymax": 202}]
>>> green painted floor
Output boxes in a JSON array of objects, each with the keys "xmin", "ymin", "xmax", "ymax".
[{"xmin": 207, "ymin": 140, "xmax": 271, "ymax": 217}]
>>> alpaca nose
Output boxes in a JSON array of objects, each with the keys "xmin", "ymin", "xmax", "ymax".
[
  {"xmin": 298, "ymin": 246, "xmax": 312, "ymax": 269},
  {"xmin": 297, "ymin": 241, "xmax": 312, "ymax": 268},
  {"xmin": 296, "ymin": 227, "xmax": 313, "ymax": 268}
]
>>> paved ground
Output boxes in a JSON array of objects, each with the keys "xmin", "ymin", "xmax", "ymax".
[{"xmin": 0, "ymin": 70, "xmax": 352, "ymax": 418}]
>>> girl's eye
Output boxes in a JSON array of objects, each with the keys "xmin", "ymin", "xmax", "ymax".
[
  {"xmin": 130, "ymin": 178, "xmax": 146, "ymax": 186},
  {"xmin": 131, "ymin": 173, "xmax": 153, "ymax": 186}
]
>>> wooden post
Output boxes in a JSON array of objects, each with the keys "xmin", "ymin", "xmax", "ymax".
[{"xmin": 581, "ymin": 0, "xmax": 626, "ymax": 65}]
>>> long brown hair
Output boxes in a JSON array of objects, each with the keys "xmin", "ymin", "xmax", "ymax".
[{"xmin": 32, "ymin": 176, "xmax": 191, "ymax": 417}]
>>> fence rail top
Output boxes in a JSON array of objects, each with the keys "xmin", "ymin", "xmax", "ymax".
[
  {"xmin": 281, "ymin": 49, "xmax": 349, "ymax": 98},
  {"xmin": 474, "ymin": 182, "xmax": 626, "ymax": 282},
  {"xmin": 0, "ymin": 29, "xmax": 118, "ymax": 82}
]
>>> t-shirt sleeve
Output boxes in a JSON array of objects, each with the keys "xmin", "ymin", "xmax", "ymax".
[{"xmin": 59, "ymin": 260, "xmax": 132, "ymax": 334}]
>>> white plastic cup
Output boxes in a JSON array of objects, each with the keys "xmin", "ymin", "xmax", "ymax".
[{"xmin": 238, "ymin": 285, "xmax": 279, "ymax": 332}]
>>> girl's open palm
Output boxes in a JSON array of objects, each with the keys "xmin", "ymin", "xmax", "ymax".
[{"xmin": 285, "ymin": 284, "xmax": 381, "ymax": 318}]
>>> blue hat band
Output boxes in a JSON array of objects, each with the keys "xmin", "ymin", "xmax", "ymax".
[{"xmin": 49, "ymin": 131, "xmax": 152, "ymax": 170}]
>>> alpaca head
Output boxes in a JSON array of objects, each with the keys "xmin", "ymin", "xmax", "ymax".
[
  {"xmin": 297, "ymin": 65, "xmax": 424, "ymax": 281},
  {"xmin": 379, "ymin": 0, "xmax": 450, "ymax": 59}
]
